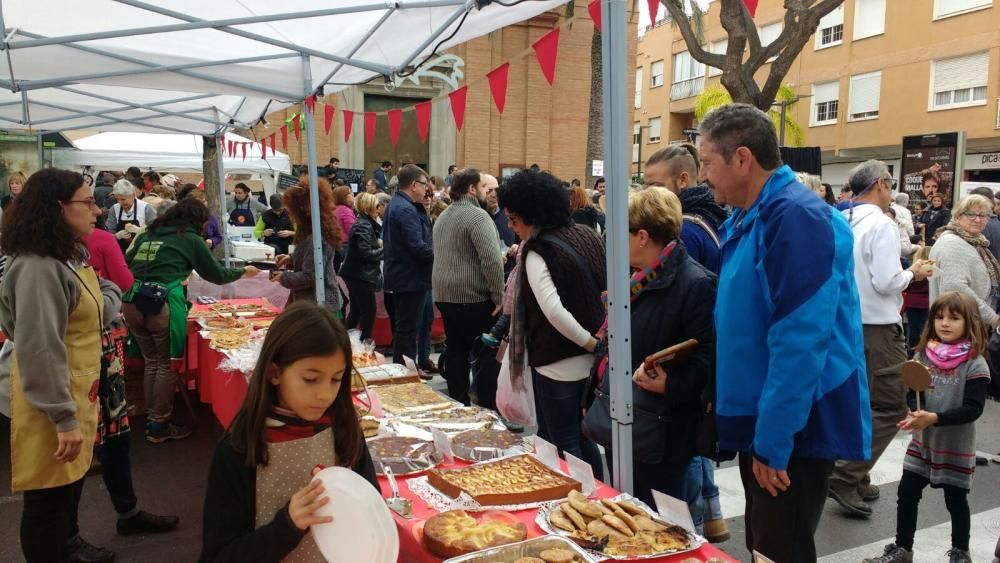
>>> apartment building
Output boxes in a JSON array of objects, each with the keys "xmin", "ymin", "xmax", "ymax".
[{"xmin": 634, "ymin": 0, "xmax": 1000, "ymax": 187}]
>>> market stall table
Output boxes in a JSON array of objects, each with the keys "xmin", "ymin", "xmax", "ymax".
[{"xmin": 376, "ymin": 459, "xmax": 737, "ymax": 563}]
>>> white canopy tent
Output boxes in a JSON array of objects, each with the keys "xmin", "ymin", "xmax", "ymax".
[
  {"xmin": 0, "ymin": 0, "xmax": 565, "ymax": 133},
  {"xmin": 52, "ymin": 131, "xmax": 291, "ymax": 174}
]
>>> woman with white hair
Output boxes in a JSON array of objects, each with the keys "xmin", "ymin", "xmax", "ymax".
[
  {"xmin": 929, "ymin": 194, "xmax": 1000, "ymax": 327},
  {"xmin": 106, "ymin": 179, "xmax": 156, "ymax": 253}
]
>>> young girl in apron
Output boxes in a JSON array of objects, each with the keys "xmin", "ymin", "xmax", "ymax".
[{"xmin": 199, "ymin": 302, "xmax": 377, "ymax": 562}]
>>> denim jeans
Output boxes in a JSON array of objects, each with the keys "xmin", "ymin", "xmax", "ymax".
[
  {"xmin": 684, "ymin": 456, "xmax": 723, "ymax": 533},
  {"xmin": 416, "ymin": 290, "xmax": 433, "ymax": 364},
  {"xmin": 532, "ymin": 370, "xmax": 604, "ymax": 482},
  {"xmin": 69, "ymin": 432, "xmax": 139, "ymax": 538}
]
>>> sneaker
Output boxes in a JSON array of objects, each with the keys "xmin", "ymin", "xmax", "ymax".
[
  {"xmin": 828, "ymin": 485, "xmax": 873, "ymax": 516},
  {"xmin": 67, "ymin": 536, "xmax": 115, "ymax": 563},
  {"xmin": 117, "ymin": 510, "xmax": 180, "ymax": 536},
  {"xmin": 948, "ymin": 548, "xmax": 973, "ymax": 563},
  {"xmin": 703, "ymin": 518, "xmax": 731, "ymax": 543},
  {"xmin": 146, "ymin": 421, "xmax": 192, "ymax": 444},
  {"xmin": 859, "ymin": 483, "xmax": 880, "ymax": 502},
  {"xmin": 862, "ymin": 543, "xmax": 913, "ymax": 563}
]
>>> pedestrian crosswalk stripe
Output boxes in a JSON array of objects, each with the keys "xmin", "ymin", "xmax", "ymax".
[{"xmin": 816, "ymin": 506, "xmax": 1000, "ymax": 562}]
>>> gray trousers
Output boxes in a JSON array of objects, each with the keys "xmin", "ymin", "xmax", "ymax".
[
  {"xmin": 830, "ymin": 323, "xmax": 908, "ymax": 491},
  {"xmin": 122, "ymin": 302, "xmax": 174, "ymax": 423}
]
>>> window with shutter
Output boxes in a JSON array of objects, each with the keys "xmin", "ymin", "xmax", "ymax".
[
  {"xmin": 931, "ymin": 51, "xmax": 989, "ymax": 110},
  {"xmin": 815, "ymin": 5, "xmax": 844, "ymax": 49},
  {"xmin": 633, "ymin": 122, "xmax": 641, "ymax": 162},
  {"xmin": 670, "ymin": 52, "xmax": 705, "ymax": 100},
  {"xmin": 848, "ymin": 72, "xmax": 881, "ymax": 121},
  {"xmin": 635, "ymin": 67, "xmax": 643, "ymax": 108},
  {"xmin": 853, "ymin": 0, "xmax": 886, "ymax": 40},
  {"xmin": 648, "ymin": 118, "xmax": 662, "ymax": 143},
  {"xmin": 651, "ymin": 60, "xmax": 664, "ymax": 88},
  {"xmin": 708, "ymin": 40, "xmax": 727, "ymax": 76},
  {"xmin": 934, "ymin": 0, "xmax": 991, "ymax": 19},
  {"xmin": 758, "ymin": 22, "xmax": 782, "ymax": 62},
  {"xmin": 811, "ymin": 81, "xmax": 839, "ymax": 126}
]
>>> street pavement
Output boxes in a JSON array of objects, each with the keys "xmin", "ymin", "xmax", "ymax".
[{"xmin": 1, "ymin": 378, "xmax": 1000, "ymax": 562}]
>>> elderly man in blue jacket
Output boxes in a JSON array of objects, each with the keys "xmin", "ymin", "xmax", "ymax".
[
  {"xmin": 382, "ymin": 164, "xmax": 434, "ymax": 364},
  {"xmin": 704, "ymin": 104, "xmax": 871, "ymax": 562}
]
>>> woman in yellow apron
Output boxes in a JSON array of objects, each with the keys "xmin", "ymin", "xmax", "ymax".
[{"xmin": 0, "ymin": 168, "xmax": 119, "ymax": 563}]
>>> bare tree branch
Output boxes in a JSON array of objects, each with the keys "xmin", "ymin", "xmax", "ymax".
[{"xmin": 660, "ymin": 0, "xmax": 724, "ymax": 69}]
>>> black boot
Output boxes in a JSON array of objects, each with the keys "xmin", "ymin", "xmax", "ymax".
[
  {"xmin": 67, "ymin": 536, "xmax": 114, "ymax": 563},
  {"xmin": 117, "ymin": 510, "xmax": 180, "ymax": 536}
]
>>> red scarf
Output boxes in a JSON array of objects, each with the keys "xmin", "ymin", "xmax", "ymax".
[{"xmin": 265, "ymin": 406, "xmax": 332, "ymax": 444}]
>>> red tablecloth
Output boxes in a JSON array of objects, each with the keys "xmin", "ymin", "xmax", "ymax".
[{"xmin": 377, "ymin": 459, "xmax": 737, "ymax": 563}]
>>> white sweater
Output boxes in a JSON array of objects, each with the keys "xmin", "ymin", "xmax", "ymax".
[
  {"xmin": 843, "ymin": 204, "xmax": 913, "ymax": 325},
  {"xmin": 929, "ymin": 232, "xmax": 1000, "ymax": 326},
  {"xmin": 524, "ymin": 250, "xmax": 594, "ymax": 382}
]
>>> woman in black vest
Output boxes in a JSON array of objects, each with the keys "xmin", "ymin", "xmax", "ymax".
[
  {"xmin": 340, "ymin": 192, "xmax": 383, "ymax": 341},
  {"xmin": 497, "ymin": 169, "xmax": 606, "ymax": 479}
]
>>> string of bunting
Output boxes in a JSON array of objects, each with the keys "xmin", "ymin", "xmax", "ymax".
[{"xmin": 219, "ymin": 0, "xmax": 756, "ymax": 155}]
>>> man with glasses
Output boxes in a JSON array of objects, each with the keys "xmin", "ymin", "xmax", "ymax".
[
  {"xmin": 828, "ymin": 160, "xmax": 932, "ymax": 518},
  {"xmin": 382, "ymin": 164, "xmax": 434, "ymax": 364}
]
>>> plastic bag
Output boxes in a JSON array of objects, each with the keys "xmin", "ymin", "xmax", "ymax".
[{"xmin": 496, "ymin": 356, "xmax": 536, "ymax": 427}]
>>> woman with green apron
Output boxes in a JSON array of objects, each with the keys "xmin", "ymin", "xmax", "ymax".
[
  {"xmin": 123, "ymin": 199, "xmax": 258, "ymax": 444},
  {"xmin": 0, "ymin": 168, "xmax": 121, "ymax": 563}
]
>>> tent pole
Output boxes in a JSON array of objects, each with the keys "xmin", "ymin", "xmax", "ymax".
[
  {"xmin": 36, "ymin": 133, "xmax": 43, "ymax": 168},
  {"xmin": 302, "ymin": 55, "xmax": 325, "ymax": 306},
  {"xmin": 214, "ymin": 115, "xmax": 232, "ymax": 269},
  {"xmin": 55, "ymin": 86, "xmax": 226, "ymax": 128},
  {"xmin": 601, "ymin": 0, "xmax": 633, "ymax": 494}
]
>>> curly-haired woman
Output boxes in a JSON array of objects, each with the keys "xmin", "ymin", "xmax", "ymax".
[
  {"xmin": 498, "ymin": 168, "xmax": 606, "ymax": 479},
  {"xmin": 0, "ymin": 168, "xmax": 122, "ymax": 562},
  {"xmin": 272, "ymin": 178, "xmax": 344, "ymax": 312}
]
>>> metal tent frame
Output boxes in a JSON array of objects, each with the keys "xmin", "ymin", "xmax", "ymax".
[{"xmin": 0, "ymin": 0, "xmax": 637, "ymax": 493}]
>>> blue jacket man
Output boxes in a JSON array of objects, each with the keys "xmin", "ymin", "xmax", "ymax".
[
  {"xmin": 382, "ymin": 164, "xmax": 433, "ymax": 363},
  {"xmin": 373, "ymin": 161, "xmax": 391, "ymax": 191},
  {"xmin": 702, "ymin": 104, "xmax": 870, "ymax": 562}
]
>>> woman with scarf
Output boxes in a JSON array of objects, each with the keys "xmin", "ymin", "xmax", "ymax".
[
  {"xmin": 497, "ymin": 169, "xmax": 606, "ymax": 479},
  {"xmin": 582, "ymin": 187, "xmax": 717, "ymax": 515},
  {"xmin": 929, "ymin": 194, "xmax": 1000, "ymax": 328}
]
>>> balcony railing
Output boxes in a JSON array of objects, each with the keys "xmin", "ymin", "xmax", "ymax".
[{"xmin": 671, "ymin": 77, "xmax": 704, "ymax": 101}]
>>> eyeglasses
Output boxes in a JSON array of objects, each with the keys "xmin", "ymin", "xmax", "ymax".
[
  {"xmin": 414, "ymin": 180, "xmax": 428, "ymax": 187},
  {"xmin": 961, "ymin": 212, "xmax": 990, "ymax": 221},
  {"xmin": 65, "ymin": 198, "xmax": 99, "ymax": 209}
]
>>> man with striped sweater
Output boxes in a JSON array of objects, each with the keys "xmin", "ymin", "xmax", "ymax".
[{"xmin": 432, "ymin": 168, "xmax": 505, "ymax": 408}]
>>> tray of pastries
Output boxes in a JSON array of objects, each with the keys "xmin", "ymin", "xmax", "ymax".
[
  {"xmin": 368, "ymin": 436, "xmax": 441, "ymax": 476},
  {"xmin": 536, "ymin": 491, "xmax": 700, "ymax": 559},
  {"xmin": 207, "ymin": 327, "xmax": 252, "ymax": 350},
  {"xmin": 355, "ymin": 363, "xmax": 420, "ymax": 387},
  {"xmin": 372, "ymin": 382, "xmax": 455, "ymax": 415},
  {"xmin": 421, "ymin": 510, "xmax": 527, "ymax": 559},
  {"xmin": 442, "ymin": 534, "xmax": 596, "ymax": 563},
  {"xmin": 451, "ymin": 428, "xmax": 530, "ymax": 462},
  {"xmin": 395, "ymin": 406, "xmax": 502, "ymax": 436},
  {"xmin": 427, "ymin": 454, "xmax": 581, "ymax": 506},
  {"xmin": 200, "ymin": 316, "xmax": 248, "ymax": 330}
]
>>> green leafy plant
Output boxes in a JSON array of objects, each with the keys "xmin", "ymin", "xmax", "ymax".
[{"xmin": 694, "ymin": 83, "xmax": 804, "ymax": 147}]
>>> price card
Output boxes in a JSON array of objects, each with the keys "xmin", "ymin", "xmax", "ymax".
[
  {"xmin": 651, "ymin": 489, "xmax": 695, "ymax": 534},
  {"xmin": 533, "ymin": 436, "xmax": 559, "ymax": 471},
  {"xmin": 752, "ymin": 551, "xmax": 777, "ymax": 563},
  {"xmin": 431, "ymin": 427, "xmax": 454, "ymax": 464},
  {"xmin": 367, "ymin": 388, "xmax": 385, "ymax": 419},
  {"xmin": 564, "ymin": 452, "xmax": 596, "ymax": 495}
]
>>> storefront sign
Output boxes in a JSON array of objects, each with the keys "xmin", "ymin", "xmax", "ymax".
[{"xmin": 968, "ymin": 152, "xmax": 1000, "ymax": 170}]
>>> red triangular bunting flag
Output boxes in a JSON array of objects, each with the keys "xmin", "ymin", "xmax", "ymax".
[
  {"xmin": 588, "ymin": 0, "xmax": 601, "ymax": 32},
  {"xmin": 744, "ymin": 0, "xmax": 758, "ymax": 17},
  {"xmin": 228, "ymin": 140, "xmax": 235, "ymax": 157},
  {"xmin": 269, "ymin": 133, "xmax": 277, "ymax": 156},
  {"xmin": 364, "ymin": 112, "xmax": 376, "ymax": 147},
  {"xmin": 241, "ymin": 143, "xmax": 247, "ymax": 161},
  {"xmin": 218, "ymin": 136, "xmax": 226, "ymax": 156},
  {"xmin": 486, "ymin": 63, "xmax": 510, "ymax": 114},
  {"xmin": 324, "ymin": 104, "xmax": 335, "ymax": 135},
  {"xmin": 387, "ymin": 109, "xmax": 402, "ymax": 147},
  {"xmin": 647, "ymin": 0, "xmax": 659, "ymax": 27},
  {"xmin": 532, "ymin": 28, "xmax": 561, "ymax": 86},
  {"xmin": 414, "ymin": 101, "xmax": 432, "ymax": 142},
  {"xmin": 305, "ymin": 94, "xmax": 316, "ymax": 113},
  {"xmin": 292, "ymin": 114, "xmax": 301, "ymax": 140},
  {"xmin": 280, "ymin": 125, "xmax": 288, "ymax": 150},
  {"xmin": 343, "ymin": 110, "xmax": 354, "ymax": 143},
  {"xmin": 449, "ymin": 87, "xmax": 468, "ymax": 132},
  {"xmin": 260, "ymin": 140, "xmax": 267, "ymax": 159}
]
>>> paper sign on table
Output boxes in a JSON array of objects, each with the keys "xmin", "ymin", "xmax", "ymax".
[
  {"xmin": 563, "ymin": 452, "xmax": 596, "ymax": 495},
  {"xmin": 431, "ymin": 428, "xmax": 454, "ymax": 464},
  {"xmin": 651, "ymin": 488, "xmax": 695, "ymax": 534},
  {"xmin": 752, "ymin": 551, "xmax": 777, "ymax": 563},
  {"xmin": 591, "ymin": 159, "xmax": 604, "ymax": 176},
  {"xmin": 533, "ymin": 436, "xmax": 559, "ymax": 471}
]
